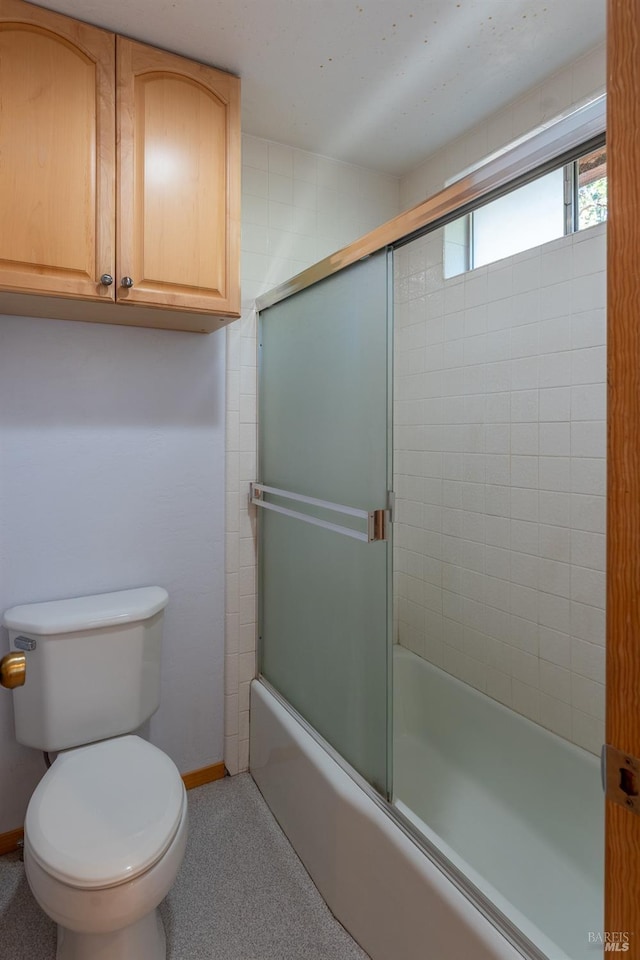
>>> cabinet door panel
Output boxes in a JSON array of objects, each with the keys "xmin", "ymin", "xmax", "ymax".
[
  {"xmin": 0, "ymin": 0, "xmax": 115, "ymax": 299},
  {"xmin": 117, "ymin": 38, "xmax": 240, "ymax": 317}
]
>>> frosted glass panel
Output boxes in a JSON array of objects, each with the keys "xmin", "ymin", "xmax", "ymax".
[{"xmin": 258, "ymin": 251, "xmax": 391, "ymax": 796}]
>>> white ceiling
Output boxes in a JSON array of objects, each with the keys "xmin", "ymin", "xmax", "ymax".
[{"xmin": 35, "ymin": 0, "xmax": 605, "ymax": 177}]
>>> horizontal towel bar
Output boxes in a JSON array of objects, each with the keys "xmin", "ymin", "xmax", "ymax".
[
  {"xmin": 251, "ymin": 483, "xmax": 369, "ymax": 519},
  {"xmin": 250, "ymin": 483, "xmax": 388, "ymax": 542},
  {"xmin": 251, "ymin": 498, "xmax": 370, "ymax": 542}
]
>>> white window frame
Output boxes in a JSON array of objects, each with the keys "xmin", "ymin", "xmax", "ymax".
[{"xmin": 443, "ymin": 126, "xmax": 606, "ymax": 279}]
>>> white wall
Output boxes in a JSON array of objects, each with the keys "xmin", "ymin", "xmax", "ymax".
[
  {"xmin": 401, "ymin": 44, "xmax": 606, "ymax": 210},
  {"xmin": 0, "ymin": 317, "xmax": 226, "ymax": 833},
  {"xmin": 224, "ymin": 134, "xmax": 400, "ymax": 774}
]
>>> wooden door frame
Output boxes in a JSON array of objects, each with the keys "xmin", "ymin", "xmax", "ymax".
[{"xmin": 606, "ymin": 1, "xmax": 640, "ymax": 951}]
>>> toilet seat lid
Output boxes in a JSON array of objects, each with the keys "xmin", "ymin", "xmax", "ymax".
[{"xmin": 25, "ymin": 735, "xmax": 186, "ymax": 889}]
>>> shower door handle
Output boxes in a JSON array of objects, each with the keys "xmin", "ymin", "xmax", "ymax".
[{"xmin": 250, "ymin": 483, "xmax": 390, "ymax": 543}]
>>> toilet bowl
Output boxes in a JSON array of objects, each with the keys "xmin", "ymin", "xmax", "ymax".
[{"xmin": 23, "ymin": 735, "xmax": 187, "ymax": 960}]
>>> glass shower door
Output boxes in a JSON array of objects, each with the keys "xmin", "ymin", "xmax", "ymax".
[{"xmin": 257, "ymin": 250, "xmax": 392, "ymax": 797}]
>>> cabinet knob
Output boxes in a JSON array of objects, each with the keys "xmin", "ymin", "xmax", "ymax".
[
  {"xmin": 99, "ymin": 274, "xmax": 114, "ymax": 286},
  {"xmin": 120, "ymin": 276, "xmax": 134, "ymax": 289}
]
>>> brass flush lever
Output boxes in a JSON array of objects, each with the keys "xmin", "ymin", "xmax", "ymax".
[{"xmin": 0, "ymin": 652, "xmax": 26, "ymax": 689}]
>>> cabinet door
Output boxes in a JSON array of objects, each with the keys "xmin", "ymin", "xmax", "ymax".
[
  {"xmin": 117, "ymin": 38, "xmax": 241, "ymax": 317},
  {"xmin": 0, "ymin": 0, "xmax": 115, "ymax": 300}
]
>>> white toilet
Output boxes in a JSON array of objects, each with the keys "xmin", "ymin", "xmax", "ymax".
[{"xmin": 3, "ymin": 587, "xmax": 188, "ymax": 960}]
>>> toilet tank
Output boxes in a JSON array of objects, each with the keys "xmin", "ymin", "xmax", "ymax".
[{"xmin": 3, "ymin": 587, "xmax": 168, "ymax": 752}]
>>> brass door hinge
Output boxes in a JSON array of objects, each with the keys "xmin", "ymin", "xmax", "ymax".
[{"xmin": 603, "ymin": 744, "xmax": 640, "ymax": 815}]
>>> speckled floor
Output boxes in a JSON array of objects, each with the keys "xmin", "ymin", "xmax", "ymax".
[{"xmin": 0, "ymin": 772, "xmax": 369, "ymax": 959}]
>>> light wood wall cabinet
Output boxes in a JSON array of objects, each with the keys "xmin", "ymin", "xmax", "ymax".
[
  {"xmin": 0, "ymin": 0, "xmax": 240, "ymax": 333},
  {"xmin": 0, "ymin": 0, "xmax": 115, "ymax": 303}
]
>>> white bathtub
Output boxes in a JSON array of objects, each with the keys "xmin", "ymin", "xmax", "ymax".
[
  {"xmin": 251, "ymin": 675, "xmax": 520, "ymax": 960},
  {"xmin": 393, "ymin": 646, "xmax": 604, "ymax": 960},
  {"xmin": 251, "ymin": 646, "xmax": 603, "ymax": 960}
]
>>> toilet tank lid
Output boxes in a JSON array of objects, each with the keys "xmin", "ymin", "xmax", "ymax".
[{"xmin": 3, "ymin": 587, "xmax": 168, "ymax": 635}]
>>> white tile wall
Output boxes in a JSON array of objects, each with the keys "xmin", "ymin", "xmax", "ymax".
[
  {"xmin": 393, "ymin": 41, "xmax": 606, "ymax": 757},
  {"xmin": 224, "ymin": 135, "xmax": 399, "ymax": 774},
  {"xmin": 394, "ymin": 223, "xmax": 606, "ymax": 755}
]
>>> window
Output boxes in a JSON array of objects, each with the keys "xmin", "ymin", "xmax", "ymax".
[
  {"xmin": 472, "ymin": 166, "xmax": 565, "ymax": 270},
  {"xmin": 444, "ymin": 145, "xmax": 607, "ymax": 278},
  {"xmin": 576, "ymin": 147, "xmax": 607, "ymax": 230}
]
